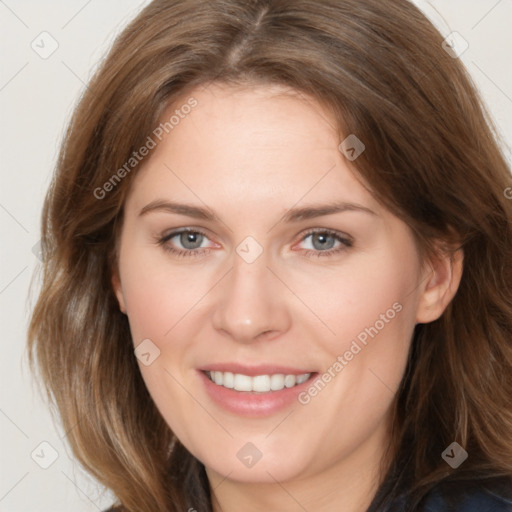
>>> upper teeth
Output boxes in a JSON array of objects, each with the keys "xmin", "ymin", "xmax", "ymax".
[{"xmin": 206, "ymin": 371, "xmax": 311, "ymax": 392}]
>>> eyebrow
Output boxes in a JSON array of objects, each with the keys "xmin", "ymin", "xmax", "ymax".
[{"xmin": 138, "ymin": 200, "xmax": 377, "ymax": 222}]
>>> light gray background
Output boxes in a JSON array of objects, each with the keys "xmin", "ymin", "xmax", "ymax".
[{"xmin": 1, "ymin": 1, "xmax": 511, "ymax": 511}]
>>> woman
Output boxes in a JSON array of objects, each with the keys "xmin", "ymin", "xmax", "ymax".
[{"xmin": 27, "ymin": 0, "xmax": 512, "ymax": 511}]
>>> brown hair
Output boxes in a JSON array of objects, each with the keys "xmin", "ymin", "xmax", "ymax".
[{"xmin": 27, "ymin": 0, "xmax": 512, "ymax": 511}]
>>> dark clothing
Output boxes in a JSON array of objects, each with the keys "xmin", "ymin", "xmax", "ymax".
[
  {"xmin": 425, "ymin": 486, "xmax": 511, "ymax": 511},
  {"xmin": 423, "ymin": 488, "xmax": 512, "ymax": 511},
  {"xmin": 394, "ymin": 478, "xmax": 512, "ymax": 512},
  {"xmin": 103, "ymin": 478, "xmax": 512, "ymax": 511}
]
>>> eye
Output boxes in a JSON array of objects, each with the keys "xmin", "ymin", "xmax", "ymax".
[
  {"xmin": 157, "ymin": 228, "xmax": 353, "ymax": 259},
  {"xmin": 158, "ymin": 228, "xmax": 215, "ymax": 257},
  {"xmin": 296, "ymin": 229, "xmax": 353, "ymax": 257}
]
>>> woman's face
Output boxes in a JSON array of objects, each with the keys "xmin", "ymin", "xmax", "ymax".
[{"xmin": 113, "ymin": 83, "xmax": 446, "ymax": 486}]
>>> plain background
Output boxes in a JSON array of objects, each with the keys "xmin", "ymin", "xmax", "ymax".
[{"xmin": 1, "ymin": 1, "xmax": 511, "ymax": 510}]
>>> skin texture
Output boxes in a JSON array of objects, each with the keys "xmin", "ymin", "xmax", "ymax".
[{"xmin": 112, "ymin": 83, "xmax": 463, "ymax": 512}]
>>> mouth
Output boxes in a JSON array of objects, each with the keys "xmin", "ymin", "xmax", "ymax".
[
  {"xmin": 203, "ymin": 370, "xmax": 313, "ymax": 393},
  {"xmin": 197, "ymin": 365, "xmax": 319, "ymax": 416}
]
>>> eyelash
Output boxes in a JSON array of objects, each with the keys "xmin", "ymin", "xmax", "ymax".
[{"xmin": 157, "ymin": 228, "xmax": 353, "ymax": 259}]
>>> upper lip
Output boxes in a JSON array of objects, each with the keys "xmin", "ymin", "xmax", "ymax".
[{"xmin": 198, "ymin": 362, "xmax": 315, "ymax": 376}]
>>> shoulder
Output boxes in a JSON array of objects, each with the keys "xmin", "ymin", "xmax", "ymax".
[{"xmin": 422, "ymin": 476, "xmax": 512, "ymax": 512}]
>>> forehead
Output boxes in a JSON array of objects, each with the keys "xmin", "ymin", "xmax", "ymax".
[{"xmin": 124, "ymin": 83, "xmax": 380, "ymax": 217}]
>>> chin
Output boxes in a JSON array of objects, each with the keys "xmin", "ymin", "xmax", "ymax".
[{"xmin": 200, "ymin": 441, "xmax": 311, "ymax": 484}]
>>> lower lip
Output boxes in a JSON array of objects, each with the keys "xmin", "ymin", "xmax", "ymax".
[{"xmin": 198, "ymin": 370, "xmax": 317, "ymax": 417}]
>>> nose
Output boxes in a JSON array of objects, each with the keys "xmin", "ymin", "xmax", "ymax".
[{"xmin": 212, "ymin": 251, "xmax": 292, "ymax": 344}]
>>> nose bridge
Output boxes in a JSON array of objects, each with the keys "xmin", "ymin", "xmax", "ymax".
[{"xmin": 212, "ymin": 247, "xmax": 291, "ymax": 342}]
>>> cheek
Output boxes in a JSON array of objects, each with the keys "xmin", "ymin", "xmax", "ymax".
[
  {"xmin": 288, "ymin": 254, "xmax": 418, "ymax": 471},
  {"xmin": 119, "ymin": 248, "xmax": 209, "ymax": 345},
  {"xmin": 118, "ymin": 253, "xmax": 207, "ymax": 444},
  {"xmin": 306, "ymin": 244, "xmax": 419, "ymax": 381}
]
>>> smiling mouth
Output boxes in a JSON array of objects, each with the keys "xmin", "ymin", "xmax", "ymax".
[{"xmin": 203, "ymin": 370, "xmax": 314, "ymax": 393}]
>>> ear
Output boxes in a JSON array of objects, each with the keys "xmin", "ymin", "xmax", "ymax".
[
  {"xmin": 415, "ymin": 245, "xmax": 463, "ymax": 324},
  {"xmin": 111, "ymin": 266, "xmax": 127, "ymax": 314}
]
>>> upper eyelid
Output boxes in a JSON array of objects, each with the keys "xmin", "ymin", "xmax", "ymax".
[
  {"xmin": 291, "ymin": 227, "xmax": 353, "ymax": 243},
  {"xmin": 162, "ymin": 227, "xmax": 207, "ymax": 238}
]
